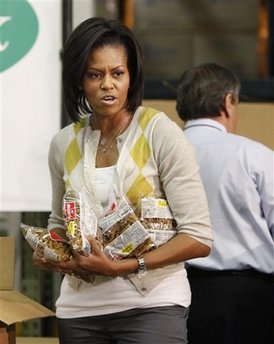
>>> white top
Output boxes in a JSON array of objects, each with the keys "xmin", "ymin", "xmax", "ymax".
[
  {"xmin": 56, "ymin": 166, "xmax": 190, "ymax": 318},
  {"xmin": 184, "ymin": 119, "xmax": 274, "ymax": 273},
  {"xmin": 95, "ymin": 165, "xmax": 115, "ymax": 210},
  {"xmin": 57, "ymin": 268, "xmax": 190, "ymax": 318}
]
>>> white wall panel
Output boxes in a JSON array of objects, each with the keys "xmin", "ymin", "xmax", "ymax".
[{"xmin": 1, "ymin": 0, "xmax": 62, "ymax": 211}]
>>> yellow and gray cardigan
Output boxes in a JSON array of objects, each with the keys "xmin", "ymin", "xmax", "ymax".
[{"xmin": 47, "ymin": 106, "xmax": 212, "ymax": 294}]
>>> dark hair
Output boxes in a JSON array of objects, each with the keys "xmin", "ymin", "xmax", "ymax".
[
  {"xmin": 176, "ymin": 63, "xmax": 240, "ymax": 121},
  {"xmin": 62, "ymin": 17, "xmax": 144, "ymax": 123}
]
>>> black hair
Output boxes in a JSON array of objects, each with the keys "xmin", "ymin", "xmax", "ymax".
[
  {"xmin": 176, "ymin": 63, "xmax": 240, "ymax": 121},
  {"xmin": 62, "ymin": 17, "xmax": 144, "ymax": 123}
]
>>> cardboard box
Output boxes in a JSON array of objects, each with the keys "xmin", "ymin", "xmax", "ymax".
[{"xmin": 0, "ymin": 237, "xmax": 55, "ymax": 344}]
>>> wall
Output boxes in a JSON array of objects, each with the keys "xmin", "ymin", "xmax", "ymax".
[
  {"xmin": 133, "ymin": 0, "xmax": 259, "ymax": 80},
  {"xmin": 73, "ymin": 0, "xmax": 95, "ymax": 28},
  {"xmin": 142, "ymin": 100, "xmax": 274, "ymax": 150}
]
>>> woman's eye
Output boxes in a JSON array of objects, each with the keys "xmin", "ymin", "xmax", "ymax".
[
  {"xmin": 86, "ymin": 71, "xmax": 101, "ymax": 79},
  {"xmin": 114, "ymin": 70, "xmax": 124, "ymax": 77}
]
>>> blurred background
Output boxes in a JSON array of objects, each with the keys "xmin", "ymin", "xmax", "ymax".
[{"xmin": 1, "ymin": 0, "xmax": 273, "ymax": 337}]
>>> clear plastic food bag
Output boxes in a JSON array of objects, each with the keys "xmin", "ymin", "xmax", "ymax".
[
  {"xmin": 139, "ymin": 197, "xmax": 177, "ymax": 247},
  {"xmin": 99, "ymin": 198, "xmax": 154, "ymax": 260},
  {"xmin": 63, "ymin": 186, "xmax": 100, "ymax": 254},
  {"xmin": 20, "ymin": 223, "xmax": 73, "ymax": 262}
]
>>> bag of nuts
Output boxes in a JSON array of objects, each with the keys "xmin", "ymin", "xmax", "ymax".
[
  {"xmin": 63, "ymin": 186, "xmax": 100, "ymax": 254},
  {"xmin": 20, "ymin": 223, "xmax": 73, "ymax": 262},
  {"xmin": 99, "ymin": 198, "xmax": 154, "ymax": 260},
  {"xmin": 139, "ymin": 197, "xmax": 177, "ymax": 247}
]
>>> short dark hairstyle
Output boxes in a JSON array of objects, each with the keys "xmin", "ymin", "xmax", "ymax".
[
  {"xmin": 62, "ymin": 17, "xmax": 144, "ymax": 123},
  {"xmin": 176, "ymin": 63, "xmax": 240, "ymax": 121}
]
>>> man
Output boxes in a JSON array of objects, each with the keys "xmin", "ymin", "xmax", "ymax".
[{"xmin": 176, "ymin": 63, "xmax": 274, "ymax": 344}]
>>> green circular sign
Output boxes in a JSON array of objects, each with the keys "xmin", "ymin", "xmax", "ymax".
[{"xmin": 0, "ymin": 0, "xmax": 39, "ymax": 72}]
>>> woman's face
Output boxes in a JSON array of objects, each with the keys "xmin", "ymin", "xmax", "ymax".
[{"xmin": 82, "ymin": 44, "xmax": 130, "ymax": 119}]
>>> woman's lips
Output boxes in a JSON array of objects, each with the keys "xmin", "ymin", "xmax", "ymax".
[{"xmin": 100, "ymin": 95, "xmax": 116, "ymax": 104}]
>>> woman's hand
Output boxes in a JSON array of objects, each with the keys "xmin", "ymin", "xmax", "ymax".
[
  {"xmin": 33, "ymin": 237, "xmax": 138, "ymax": 278},
  {"xmin": 32, "ymin": 251, "xmax": 58, "ymax": 272},
  {"xmin": 32, "ymin": 249, "xmax": 89, "ymax": 279},
  {"xmin": 44, "ymin": 237, "xmax": 116, "ymax": 278},
  {"xmin": 73, "ymin": 237, "xmax": 117, "ymax": 277}
]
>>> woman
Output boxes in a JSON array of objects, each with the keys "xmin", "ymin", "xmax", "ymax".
[{"xmin": 34, "ymin": 17, "xmax": 212, "ymax": 344}]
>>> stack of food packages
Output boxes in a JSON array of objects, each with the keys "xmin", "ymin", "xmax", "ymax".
[
  {"xmin": 99, "ymin": 196, "xmax": 177, "ymax": 260},
  {"xmin": 22, "ymin": 186, "xmax": 177, "ymax": 283}
]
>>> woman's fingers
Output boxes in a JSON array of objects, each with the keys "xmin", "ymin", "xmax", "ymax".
[{"xmin": 88, "ymin": 236, "xmax": 102, "ymax": 253}]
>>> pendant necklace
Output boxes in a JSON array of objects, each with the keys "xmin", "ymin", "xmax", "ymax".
[
  {"xmin": 92, "ymin": 117, "xmax": 130, "ymax": 154},
  {"xmin": 98, "ymin": 127, "xmax": 116, "ymax": 146},
  {"xmin": 99, "ymin": 136, "xmax": 108, "ymax": 145}
]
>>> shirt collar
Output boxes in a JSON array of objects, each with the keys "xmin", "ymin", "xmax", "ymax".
[{"xmin": 184, "ymin": 118, "xmax": 227, "ymax": 132}]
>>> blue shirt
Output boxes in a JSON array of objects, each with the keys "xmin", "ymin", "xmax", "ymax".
[{"xmin": 184, "ymin": 119, "xmax": 274, "ymax": 273}]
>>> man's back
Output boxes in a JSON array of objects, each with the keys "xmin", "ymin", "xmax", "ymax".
[
  {"xmin": 184, "ymin": 118, "xmax": 274, "ymax": 273},
  {"xmin": 175, "ymin": 61, "xmax": 274, "ymax": 344}
]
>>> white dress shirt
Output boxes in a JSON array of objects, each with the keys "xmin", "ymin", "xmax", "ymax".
[{"xmin": 184, "ymin": 119, "xmax": 274, "ymax": 273}]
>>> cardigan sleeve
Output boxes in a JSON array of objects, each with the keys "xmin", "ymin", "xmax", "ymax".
[
  {"xmin": 152, "ymin": 113, "xmax": 213, "ymax": 248},
  {"xmin": 47, "ymin": 132, "xmax": 66, "ymax": 230}
]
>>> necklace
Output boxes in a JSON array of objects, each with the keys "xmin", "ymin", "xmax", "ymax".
[
  {"xmin": 99, "ymin": 136, "xmax": 108, "ymax": 145},
  {"xmin": 92, "ymin": 117, "xmax": 130, "ymax": 154},
  {"xmin": 98, "ymin": 126, "xmax": 120, "ymax": 146},
  {"xmin": 99, "ymin": 122, "xmax": 120, "ymax": 146}
]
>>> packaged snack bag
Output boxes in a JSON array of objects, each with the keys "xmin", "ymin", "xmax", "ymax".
[
  {"xmin": 20, "ymin": 223, "xmax": 73, "ymax": 262},
  {"xmin": 63, "ymin": 186, "xmax": 99, "ymax": 254},
  {"xmin": 99, "ymin": 198, "xmax": 154, "ymax": 260},
  {"xmin": 139, "ymin": 197, "xmax": 177, "ymax": 247},
  {"xmin": 21, "ymin": 223, "xmax": 95, "ymax": 283}
]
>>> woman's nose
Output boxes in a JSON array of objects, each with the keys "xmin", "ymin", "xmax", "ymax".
[{"xmin": 100, "ymin": 74, "xmax": 114, "ymax": 89}]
